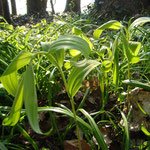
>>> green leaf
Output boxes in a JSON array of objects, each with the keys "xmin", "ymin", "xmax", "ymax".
[
  {"xmin": 102, "ymin": 60, "xmax": 112, "ymax": 72},
  {"xmin": 0, "ymin": 51, "xmax": 33, "ymax": 96},
  {"xmin": 121, "ymin": 33, "xmax": 140, "ymax": 64},
  {"xmin": 0, "ymin": 71, "xmax": 18, "ymax": 96},
  {"xmin": 141, "ymin": 125, "xmax": 150, "ymax": 137},
  {"xmin": 38, "ymin": 106, "xmax": 91, "ymax": 130},
  {"xmin": 42, "ymin": 35, "xmax": 91, "ymax": 59},
  {"xmin": 24, "ymin": 63, "xmax": 42, "ymax": 134},
  {"xmin": 93, "ymin": 20, "xmax": 122, "ymax": 39},
  {"xmin": 129, "ymin": 41, "xmax": 141, "ymax": 56},
  {"xmin": 122, "ymin": 80, "xmax": 150, "ymax": 91},
  {"xmin": 72, "ymin": 27, "xmax": 82, "ymax": 35},
  {"xmin": 24, "ymin": 63, "xmax": 52, "ymax": 135},
  {"xmin": 79, "ymin": 109, "xmax": 108, "ymax": 150},
  {"xmin": 16, "ymin": 124, "xmax": 39, "ymax": 150},
  {"xmin": 112, "ymin": 37, "xmax": 119, "ymax": 87},
  {"xmin": 51, "ymin": 49, "xmax": 65, "ymax": 68},
  {"xmin": 0, "ymin": 142, "xmax": 8, "ymax": 150},
  {"xmin": 67, "ymin": 59, "xmax": 100, "ymax": 98},
  {"xmin": 121, "ymin": 111, "xmax": 130, "ymax": 150},
  {"xmin": 128, "ymin": 17, "xmax": 150, "ymax": 32},
  {"xmin": 0, "ymin": 50, "xmax": 33, "ymax": 76},
  {"xmin": 3, "ymin": 79, "xmax": 24, "ymax": 126},
  {"xmin": 69, "ymin": 49, "xmax": 81, "ymax": 56}
]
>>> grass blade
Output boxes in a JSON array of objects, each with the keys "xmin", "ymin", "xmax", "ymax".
[{"xmin": 79, "ymin": 108, "xmax": 108, "ymax": 150}]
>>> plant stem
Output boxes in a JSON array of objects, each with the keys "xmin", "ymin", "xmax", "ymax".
[
  {"xmin": 127, "ymin": 61, "xmax": 130, "ymax": 110},
  {"xmin": 59, "ymin": 68, "xmax": 82, "ymax": 150},
  {"xmin": 70, "ymin": 97, "xmax": 82, "ymax": 150}
]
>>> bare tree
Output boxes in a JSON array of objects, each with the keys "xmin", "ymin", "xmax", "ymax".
[{"xmin": 64, "ymin": 0, "xmax": 81, "ymax": 13}]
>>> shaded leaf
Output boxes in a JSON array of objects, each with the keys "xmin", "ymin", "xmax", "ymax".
[
  {"xmin": 67, "ymin": 60, "xmax": 100, "ymax": 98},
  {"xmin": 24, "ymin": 63, "xmax": 42, "ymax": 134},
  {"xmin": 79, "ymin": 109, "xmax": 108, "ymax": 150}
]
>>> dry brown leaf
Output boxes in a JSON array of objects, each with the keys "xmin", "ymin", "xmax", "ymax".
[{"xmin": 64, "ymin": 139, "xmax": 91, "ymax": 150}]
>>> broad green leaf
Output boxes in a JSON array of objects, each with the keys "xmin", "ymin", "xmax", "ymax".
[
  {"xmin": 0, "ymin": 71, "xmax": 18, "ymax": 96},
  {"xmin": 0, "ymin": 50, "xmax": 33, "ymax": 96},
  {"xmin": 93, "ymin": 20, "xmax": 122, "ymax": 39},
  {"xmin": 24, "ymin": 63, "xmax": 52, "ymax": 135},
  {"xmin": 79, "ymin": 109, "xmax": 108, "ymax": 150},
  {"xmin": 46, "ymin": 53, "xmax": 61, "ymax": 68},
  {"xmin": 42, "ymin": 35, "xmax": 91, "ymax": 58},
  {"xmin": 82, "ymin": 35, "xmax": 93, "ymax": 50},
  {"xmin": 67, "ymin": 59, "xmax": 100, "ymax": 98},
  {"xmin": 0, "ymin": 50, "xmax": 33, "ymax": 76},
  {"xmin": 51, "ymin": 49, "xmax": 65, "ymax": 68},
  {"xmin": 72, "ymin": 27, "xmax": 82, "ymax": 35},
  {"xmin": 129, "ymin": 41, "xmax": 141, "ymax": 56},
  {"xmin": 121, "ymin": 32, "xmax": 140, "ymax": 64},
  {"xmin": 3, "ymin": 79, "xmax": 24, "ymax": 126},
  {"xmin": 128, "ymin": 17, "xmax": 150, "ymax": 32},
  {"xmin": 24, "ymin": 63, "xmax": 42, "ymax": 134},
  {"xmin": 69, "ymin": 49, "xmax": 81, "ymax": 56},
  {"xmin": 72, "ymin": 27, "xmax": 93, "ymax": 50}
]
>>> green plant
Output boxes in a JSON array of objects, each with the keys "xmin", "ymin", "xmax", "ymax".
[{"xmin": 0, "ymin": 35, "xmax": 108, "ymax": 149}]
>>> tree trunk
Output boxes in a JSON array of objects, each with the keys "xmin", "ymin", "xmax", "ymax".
[
  {"xmin": 27, "ymin": 0, "xmax": 47, "ymax": 15},
  {"xmin": 2, "ymin": 0, "xmax": 11, "ymax": 23},
  {"xmin": 64, "ymin": 0, "xmax": 81, "ymax": 13},
  {"xmin": 0, "ymin": 0, "xmax": 4, "ymax": 16},
  {"xmin": 50, "ymin": 0, "xmax": 55, "ymax": 14},
  {"xmin": 11, "ymin": 0, "xmax": 17, "ymax": 15}
]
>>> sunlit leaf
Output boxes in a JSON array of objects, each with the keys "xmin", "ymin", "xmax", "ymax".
[
  {"xmin": 42, "ymin": 35, "xmax": 91, "ymax": 58},
  {"xmin": 128, "ymin": 17, "xmax": 150, "ymax": 32},
  {"xmin": 141, "ymin": 125, "xmax": 150, "ymax": 137},
  {"xmin": 0, "ymin": 71, "xmax": 18, "ymax": 96},
  {"xmin": 112, "ymin": 37, "xmax": 119, "ymax": 87},
  {"xmin": 69, "ymin": 49, "xmax": 81, "ymax": 56},
  {"xmin": 0, "ymin": 50, "xmax": 33, "ymax": 76},
  {"xmin": 72, "ymin": 27, "xmax": 82, "ymax": 35},
  {"xmin": 64, "ymin": 61, "xmax": 72, "ymax": 69},
  {"xmin": 93, "ymin": 20, "xmax": 122, "ymax": 39},
  {"xmin": 3, "ymin": 79, "xmax": 24, "ymax": 126},
  {"xmin": 0, "ymin": 51, "xmax": 33, "ymax": 96},
  {"xmin": 121, "ymin": 32, "xmax": 140, "ymax": 64},
  {"xmin": 129, "ymin": 41, "xmax": 141, "ymax": 56},
  {"xmin": 102, "ymin": 60, "xmax": 112, "ymax": 72}
]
